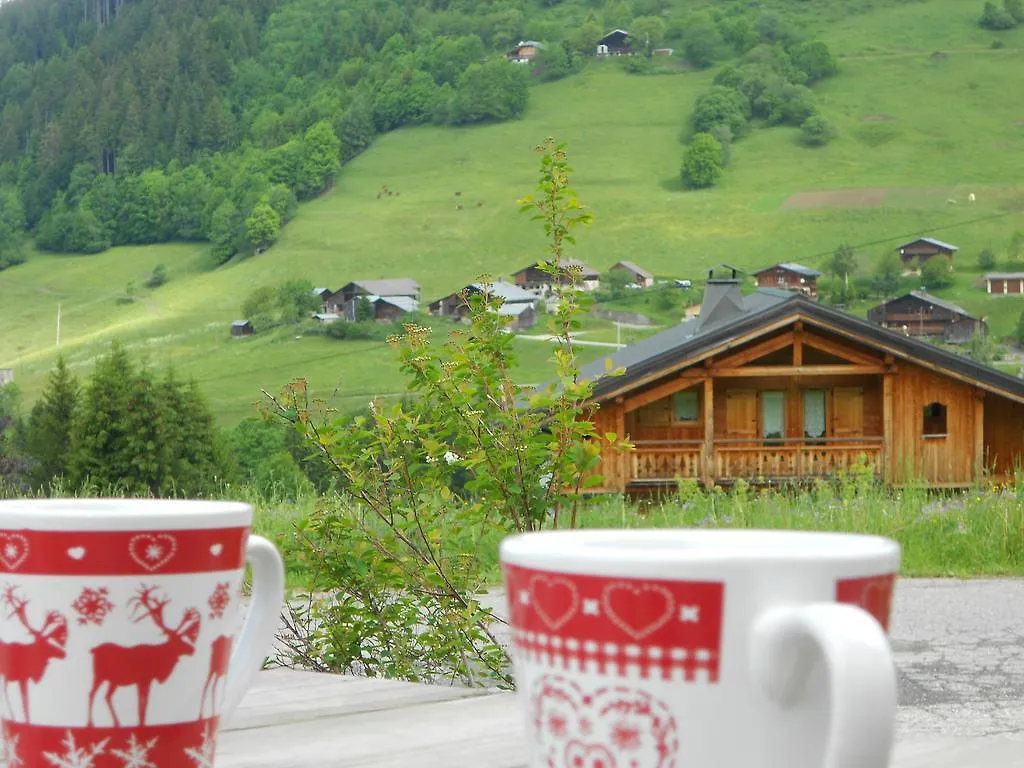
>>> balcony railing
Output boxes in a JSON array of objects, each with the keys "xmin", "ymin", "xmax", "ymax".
[{"xmin": 629, "ymin": 437, "xmax": 884, "ymax": 483}]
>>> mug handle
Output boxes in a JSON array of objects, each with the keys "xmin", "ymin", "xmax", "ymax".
[
  {"xmin": 220, "ymin": 534, "xmax": 286, "ymax": 720},
  {"xmin": 749, "ymin": 603, "xmax": 897, "ymax": 768}
]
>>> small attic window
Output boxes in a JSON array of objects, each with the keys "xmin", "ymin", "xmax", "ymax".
[{"xmin": 922, "ymin": 402, "xmax": 947, "ymax": 438}]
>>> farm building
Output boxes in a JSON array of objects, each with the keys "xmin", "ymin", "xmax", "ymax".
[
  {"xmin": 596, "ymin": 29, "xmax": 631, "ymax": 56},
  {"xmin": 574, "ymin": 272, "xmax": 1024, "ymax": 492},
  {"xmin": 506, "ymin": 40, "xmax": 543, "ymax": 63},
  {"xmin": 231, "ymin": 320, "xmax": 254, "ymax": 337},
  {"xmin": 897, "ymin": 238, "xmax": 958, "ymax": 269},
  {"xmin": 752, "ymin": 263, "xmax": 822, "ymax": 299},
  {"xmin": 0, "ymin": 369, "xmax": 12, "ymax": 385},
  {"xmin": 867, "ymin": 291, "xmax": 984, "ymax": 344},
  {"xmin": 610, "ymin": 260, "xmax": 654, "ymax": 288},
  {"xmin": 511, "ymin": 259, "xmax": 600, "ymax": 293},
  {"xmin": 342, "ymin": 295, "xmax": 418, "ymax": 322},
  {"xmin": 496, "ymin": 302, "xmax": 537, "ymax": 332},
  {"xmin": 429, "ymin": 281, "xmax": 538, "ymax": 320},
  {"xmin": 326, "ymin": 279, "xmax": 421, "ymax": 314},
  {"xmin": 984, "ymin": 273, "xmax": 1024, "ymax": 295}
]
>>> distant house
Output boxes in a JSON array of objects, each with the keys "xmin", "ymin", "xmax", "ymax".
[
  {"xmin": 984, "ymin": 273, "xmax": 1024, "ymax": 295},
  {"xmin": 898, "ymin": 238, "xmax": 958, "ymax": 270},
  {"xmin": 506, "ymin": 40, "xmax": 543, "ymax": 63},
  {"xmin": 326, "ymin": 279, "xmax": 421, "ymax": 314},
  {"xmin": 429, "ymin": 281, "xmax": 539, "ymax": 320},
  {"xmin": 0, "ymin": 369, "xmax": 13, "ymax": 386},
  {"xmin": 231, "ymin": 320, "xmax": 254, "ymax": 337},
  {"xmin": 596, "ymin": 29, "xmax": 631, "ymax": 56},
  {"xmin": 496, "ymin": 302, "xmax": 537, "ymax": 332},
  {"xmin": 867, "ymin": 291, "xmax": 984, "ymax": 344},
  {"xmin": 610, "ymin": 260, "xmax": 654, "ymax": 288},
  {"xmin": 511, "ymin": 259, "xmax": 600, "ymax": 293},
  {"xmin": 312, "ymin": 287, "xmax": 333, "ymax": 312},
  {"xmin": 343, "ymin": 295, "xmax": 418, "ymax": 322},
  {"xmin": 753, "ymin": 263, "xmax": 822, "ymax": 299},
  {"xmin": 312, "ymin": 313, "xmax": 341, "ymax": 323}
]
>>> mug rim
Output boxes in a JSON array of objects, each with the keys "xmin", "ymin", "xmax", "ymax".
[
  {"xmin": 0, "ymin": 498, "xmax": 252, "ymax": 531},
  {"xmin": 501, "ymin": 528, "xmax": 900, "ymax": 571}
]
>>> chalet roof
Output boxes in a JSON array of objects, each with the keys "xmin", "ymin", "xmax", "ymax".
[
  {"xmin": 754, "ymin": 262, "xmax": 822, "ymax": 278},
  {"xmin": 469, "ymin": 281, "xmax": 538, "ymax": 302},
  {"xmin": 513, "ymin": 40, "xmax": 544, "ymax": 49},
  {"xmin": 599, "ymin": 29, "xmax": 629, "ymax": 42},
  {"xmin": 512, "ymin": 259, "xmax": 600, "ymax": 279},
  {"xmin": 345, "ymin": 278, "xmax": 421, "ymax": 296},
  {"xmin": 231, "ymin": 320, "xmax": 251, "ymax": 328},
  {"xmin": 873, "ymin": 290, "xmax": 976, "ymax": 319},
  {"xmin": 579, "ymin": 293, "xmax": 1024, "ymax": 405},
  {"xmin": 371, "ymin": 295, "xmax": 418, "ymax": 312},
  {"xmin": 312, "ymin": 287, "xmax": 332, "ymax": 296},
  {"xmin": 611, "ymin": 260, "xmax": 653, "ymax": 280},
  {"xmin": 985, "ymin": 272, "xmax": 1024, "ymax": 280},
  {"xmin": 900, "ymin": 237, "xmax": 959, "ymax": 252},
  {"xmin": 496, "ymin": 302, "xmax": 534, "ymax": 317}
]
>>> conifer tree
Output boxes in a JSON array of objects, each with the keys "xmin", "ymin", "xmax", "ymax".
[{"xmin": 25, "ymin": 356, "xmax": 80, "ymax": 489}]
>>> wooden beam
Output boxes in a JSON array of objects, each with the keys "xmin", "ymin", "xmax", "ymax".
[
  {"xmin": 713, "ymin": 332, "xmax": 795, "ymax": 370},
  {"xmin": 616, "ymin": 404, "xmax": 627, "ymax": 491},
  {"xmin": 882, "ymin": 372, "xmax": 893, "ymax": 484},
  {"xmin": 713, "ymin": 364, "xmax": 888, "ymax": 378},
  {"xmin": 974, "ymin": 390, "xmax": 985, "ymax": 481},
  {"xmin": 623, "ymin": 375, "xmax": 704, "ymax": 413},
  {"xmin": 801, "ymin": 330, "xmax": 883, "ymax": 367},
  {"xmin": 701, "ymin": 377, "xmax": 714, "ymax": 488},
  {"xmin": 793, "ymin": 326, "xmax": 803, "ymax": 366}
]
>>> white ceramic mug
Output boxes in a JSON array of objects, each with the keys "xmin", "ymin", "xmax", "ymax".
[
  {"xmin": 0, "ymin": 499, "xmax": 285, "ymax": 768},
  {"xmin": 501, "ymin": 528, "xmax": 900, "ymax": 768}
]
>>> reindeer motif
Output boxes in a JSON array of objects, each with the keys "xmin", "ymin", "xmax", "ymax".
[
  {"xmin": 87, "ymin": 585, "xmax": 201, "ymax": 727},
  {"xmin": 0, "ymin": 585, "xmax": 68, "ymax": 722},
  {"xmin": 200, "ymin": 635, "xmax": 232, "ymax": 718}
]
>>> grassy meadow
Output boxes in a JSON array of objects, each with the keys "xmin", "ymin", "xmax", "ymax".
[{"xmin": 2, "ymin": 0, "xmax": 1024, "ymax": 422}]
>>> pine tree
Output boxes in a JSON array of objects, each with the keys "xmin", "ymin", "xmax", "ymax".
[{"xmin": 25, "ymin": 356, "xmax": 80, "ymax": 489}]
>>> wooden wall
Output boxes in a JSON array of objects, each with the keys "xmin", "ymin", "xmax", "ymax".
[
  {"xmin": 890, "ymin": 362, "xmax": 979, "ymax": 485},
  {"xmin": 984, "ymin": 395, "xmax": 1024, "ymax": 478},
  {"xmin": 589, "ymin": 401, "xmax": 625, "ymax": 492}
]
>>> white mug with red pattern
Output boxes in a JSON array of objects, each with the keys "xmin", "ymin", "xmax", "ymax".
[
  {"xmin": 0, "ymin": 499, "xmax": 285, "ymax": 768},
  {"xmin": 501, "ymin": 528, "xmax": 901, "ymax": 768}
]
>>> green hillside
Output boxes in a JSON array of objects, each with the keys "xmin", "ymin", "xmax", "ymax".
[{"xmin": 3, "ymin": 0, "xmax": 1024, "ymax": 423}]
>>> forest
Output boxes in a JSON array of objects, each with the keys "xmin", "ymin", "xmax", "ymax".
[{"xmin": 0, "ymin": 0, "xmax": 879, "ymax": 267}]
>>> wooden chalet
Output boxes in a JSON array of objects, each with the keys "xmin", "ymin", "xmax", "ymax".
[
  {"xmin": 511, "ymin": 259, "xmax": 600, "ymax": 293},
  {"xmin": 984, "ymin": 273, "xmax": 1024, "ymax": 295},
  {"xmin": 327, "ymin": 279, "xmax": 421, "ymax": 313},
  {"xmin": 753, "ymin": 263, "xmax": 821, "ymax": 299},
  {"xmin": 898, "ymin": 238, "xmax": 958, "ymax": 269},
  {"xmin": 231, "ymin": 320, "xmax": 254, "ymax": 337},
  {"xmin": 596, "ymin": 29, "xmax": 631, "ymax": 56},
  {"xmin": 577, "ymin": 272, "xmax": 1024, "ymax": 491},
  {"xmin": 342, "ymin": 294, "xmax": 418, "ymax": 322},
  {"xmin": 610, "ymin": 260, "xmax": 654, "ymax": 288},
  {"xmin": 867, "ymin": 291, "xmax": 984, "ymax": 344},
  {"xmin": 506, "ymin": 40, "xmax": 543, "ymax": 63},
  {"xmin": 429, "ymin": 281, "xmax": 538, "ymax": 320}
]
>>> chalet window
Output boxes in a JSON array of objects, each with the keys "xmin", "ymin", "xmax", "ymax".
[
  {"xmin": 923, "ymin": 402, "xmax": 947, "ymax": 437},
  {"xmin": 803, "ymin": 390, "xmax": 826, "ymax": 440},
  {"xmin": 672, "ymin": 391, "xmax": 700, "ymax": 422},
  {"xmin": 761, "ymin": 391, "xmax": 785, "ymax": 442}
]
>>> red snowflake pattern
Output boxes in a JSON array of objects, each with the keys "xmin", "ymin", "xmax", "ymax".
[
  {"xmin": 547, "ymin": 713, "xmax": 568, "ymax": 738},
  {"xmin": 71, "ymin": 587, "xmax": 115, "ymax": 626},
  {"xmin": 207, "ymin": 582, "xmax": 231, "ymax": 620},
  {"xmin": 611, "ymin": 722, "xmax": 641, "ymax": 750}
]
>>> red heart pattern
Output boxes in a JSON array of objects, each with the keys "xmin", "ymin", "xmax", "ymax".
[
  {"xmin": 602, "ymin": 583, "xmax": 675, "ymax": 640},
  {"xmin": 128, "ymin": 533, "xmax": 178, "ymax": 572},
  {"xmin": 530, "ymin": 575, "xmax": 579, "ymax": 631},
  {"xmin": 0, "ymin": 532, "xmax": 29, "ymax": 570},
  {"xmin": 531, "ymin": 674, "xmax": 679, "ymax": 768}
]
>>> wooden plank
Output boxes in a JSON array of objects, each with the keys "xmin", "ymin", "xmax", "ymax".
[
  {"xmin": 793, "ymin": 327, "xmax": 803, "ymax": 366},
  {"xmin": 713, "ymin": 364, "xmax": 888, "ymax": 378},
  {"xmin": 702, "ymin": 377, "xmax": 714, "ymax": 488},
  {"xmin": 801, "ymin": 330, "xmax": 882, "ymax": 366},
  {"xmin": 713, "ymin": 332, "xmax": 795, "ymax": 370},
  {"xmin": 883, "ymin": 373, "xmax": 894, "ymax": 483},
  {"xmin": 217, "ymin": 691, "xmax": 526, "ymax": 768},
  {"xmin": 974, "ymin": 390, "xmax": 985, "ymax": 480},
  {"xmin": 616, "ymin": 403, "xmax": 627, "ymax": 489},
  {"xmin": 623, "ymin": 375, "xmax": 703, "ymax": 414},
  {"xmin": 224, "ymin": 669, "xmax": 490, "ymax": 732}
]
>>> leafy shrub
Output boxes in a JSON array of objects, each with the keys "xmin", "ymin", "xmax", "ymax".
[
  {"xmin": 979, "ymin": 1, "xmax": 1018, "ymax": 29},
  {"xmin": 800, "ymin": 115, "xmax": 835, "ymax": 147},
  {"xmin": 690, "ymin": 86, "xmax": 750, "ymax": 138},
  {"xmin": 920, "ymin": 257, "xmax": 953, "ymax": 290},
  {"xmin": 144, "ymin": 264, "xmax": 168, "ymax": 289},
  {"xmin": 681, "ymin": 133, "xmax": 724, "ymax": 189},
  {"xmin": 978, "ymin": 248, "xmax": 997, "ymax": 271}
]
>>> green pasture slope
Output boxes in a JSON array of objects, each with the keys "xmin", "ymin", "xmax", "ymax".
[{"xmin": 2, "ymin": 0, "xmax": 1024, "ymax": 424}]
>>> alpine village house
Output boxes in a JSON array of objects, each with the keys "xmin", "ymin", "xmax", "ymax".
[{"xmin": 579, "ymin": 267, "xmax": 1024, "ymax": 493}]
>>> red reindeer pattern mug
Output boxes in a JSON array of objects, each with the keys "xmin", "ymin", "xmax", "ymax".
[{"xmin": 0, "ymin": 499, "xmax": 285, "ymax": 768}]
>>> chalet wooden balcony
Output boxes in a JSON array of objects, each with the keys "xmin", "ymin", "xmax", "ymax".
[{"xmin": 630, "ymin": 437, "xmax": 884, "ymax": 485}]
